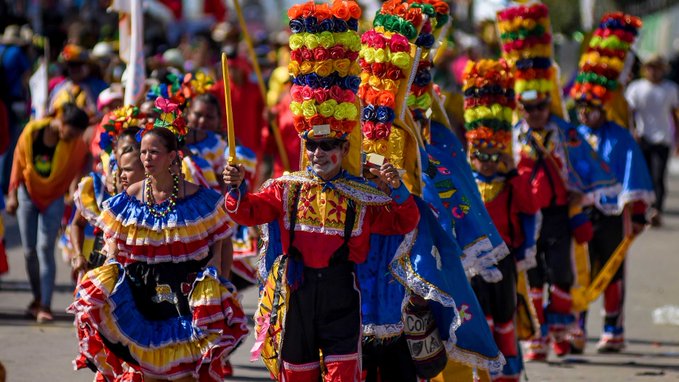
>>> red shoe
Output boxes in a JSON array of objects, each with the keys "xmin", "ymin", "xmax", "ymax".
[
  {"xmin": 493, "ymin": 377, "xmax": 520, "ymax": 382},
  {"xmin": 223, "ymin": 360, "xmax": 234, "ymax": 378},
  {"xmin": 567, "ymin": 326, "xmax": 586, "ymax": 354},
  {"xmin": 596, "ymin": 335, "xmax": 625, "ymax": 353},
  {"xmin": 552, "ymin": 339, "xmax": 571, "ymax": 357},
  {"xmin": 522, "ymin": 339, "xmax": 548, "ymax": 362}
]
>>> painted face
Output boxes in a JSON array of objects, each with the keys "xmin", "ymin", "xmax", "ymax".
[
  {"xmin": 140, "ymin": 133, "xmax": 176, "ymax": 176},
  {"xmin": 118, "ymin": 150, "xmax": 145, "ymax": 190},
  {"xmin": 576, "ymin": 104, "xmax": 603, "ymax": 127},
  {"xmin": 188, "ymin": 100, "xmax": 220, "ymax": 132},
  {"xmin": 305, "ymin": 139, "xmax": 347, "ymax": 180},
  {"xmin": 520, "ymin": 99, "xmax": 550, "ymax": 129},
  {"xmin": 470, "ymin": 147, "xmax": 501, "ymax": 177}
]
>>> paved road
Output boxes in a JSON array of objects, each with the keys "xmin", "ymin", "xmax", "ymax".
[{"xmin": 2, "ymin": 169, "xmax": 679, "ymax": 381}]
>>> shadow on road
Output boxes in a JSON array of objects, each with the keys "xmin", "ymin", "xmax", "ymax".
[
  {"xmin": 549, "ymin": 358, "xmax": 679, "ymax": 372},
  {"xmin": 0, "ymin": 280, "xmax": 75, "ymax": 293}
]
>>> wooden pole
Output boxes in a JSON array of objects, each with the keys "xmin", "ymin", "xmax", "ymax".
[{"xmin": 221, "ymin": 52, "xmax": 237, "ymax": 165}]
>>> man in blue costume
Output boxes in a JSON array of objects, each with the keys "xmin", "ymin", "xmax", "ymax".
[{"xmin": 574, "ymin": 98, "xmax": 654, "ymax": 352}]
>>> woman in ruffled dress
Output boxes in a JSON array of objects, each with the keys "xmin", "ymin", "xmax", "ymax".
[{"xmin": 69, "ymin": 111, "xmax": 249, "ymax": 381}]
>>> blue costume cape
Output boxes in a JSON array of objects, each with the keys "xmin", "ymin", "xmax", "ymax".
[
  {"xmin": 257, "ymin": 172, "xmax": 505, "ymax": 373},
  {"xmin": 425, "ymin": 121, "xmax": 509, "ymax": 282},
  {"xmin": 577, "ymin": 121, "xmax": 655, "ymax": 215},
  {"xmin": 549, "ymin": 116, "xmax": 621, "ymax": 204}
]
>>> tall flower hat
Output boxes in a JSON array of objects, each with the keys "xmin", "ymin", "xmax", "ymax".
[
  {"xmin": 405, "ymin": 0, "xmax": 451, "ymax": 126},
  {"xmin": 496, "ymin": 3, "xmax": 558, "ymax": 108},
  {"xmin": 570, "ymin": 12, "xmax": 641, "ymax": 107},
  {"xmin": 287, "ymin": 0, "xmax": 363, "ymax": 175},
  {"xmin": 359, "ymin": 0, "xmax": 425, "ymax": 193},
  {"xmin": 462, "ymin": 59, "xmax": 515, "ymax": 153}
]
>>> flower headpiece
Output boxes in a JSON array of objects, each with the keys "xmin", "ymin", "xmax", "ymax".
[
  {"xmin": 496, "ymin": 3, "xmax": 553, "ymax": 102},
  {"xmin": 146, "ymin": 73, "xmax": 186, "ymax": 106},
  {"xmin": 462, "ymin": 59, "xmax": 515, "ymax": 151},
  {"xmin": 570, "ymin": 12, "xmax": 641, "ymax": 106},
  {"xmin": 99, "ymin": 105, "xmax": 144, "ymax": 154},
  {"xmin": 138, "ymin": 96, "xmax": 189, "ymax": 143},
  {"xmin": 181, "ymin": 71, "xmax": 215, "ymax": 100},
  {"xmin": 288, "ymin": 0, "xmax": 362, "ymax": 140},
  {"xmin": 59, "ymin": 44, "xmax": 90, "ymax": 63}
]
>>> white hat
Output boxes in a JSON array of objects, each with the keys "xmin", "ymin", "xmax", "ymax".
[
  {"xmin": 92, "ymin": 42, "xmax": 114, "ymax": 58},
  {"xmin": 162, "ymin": 48, "xmax": 184, "ymax": 69},
  {"xmin": 97, "ymin": 85, "xmax": 123, "ymax": 111},
  {"xmin": 0, "ymin": 24, "xmax": 34, "ymax": 46}
]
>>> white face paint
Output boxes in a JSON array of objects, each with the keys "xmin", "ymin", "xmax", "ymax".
[{"xmin": 305, "ymin": 139, "xmax": 347, "ymax": 180}]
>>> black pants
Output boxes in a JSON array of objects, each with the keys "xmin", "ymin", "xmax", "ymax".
[
  {"xmin": 363, "ymin": 336, "xmax": 417, "ymax": 382},
  {"xmin": 472, "ymin": 255, "xmax": 517, "ymax": 324},
  {"xmin": 587, "ymin": 209, "xmax": 625, "ymax": 284},
  {"xmin": 527, "ymin": 205, "xmax": 573, "ymax": 291},
  {"xmin": 281, "ymin": 263, "xmax": 361, "ymax": 364},
  {"xmin": 638, "ymin": 138, "xmax": 669, "ymax": 212},
  {"xmin": 581, "ymin": 208, "xmax": 626, "ymax": 329}
]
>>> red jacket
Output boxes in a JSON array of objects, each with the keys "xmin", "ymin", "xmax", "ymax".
[
  {"xmin": 481, "ymin": 172, "xmax": 540, "ymax": 250},
  {"xmin": 226, "ymin": 171, "xmax": 419, "ymax": 268},
  {"xmin": 517, "ymin": 154, "xmax": 569, "ymax": 209}
]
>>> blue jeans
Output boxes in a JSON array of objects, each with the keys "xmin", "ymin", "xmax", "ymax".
[{"xmin": 16, "ymin": 185, "xmax": 65, "ymax": 309}]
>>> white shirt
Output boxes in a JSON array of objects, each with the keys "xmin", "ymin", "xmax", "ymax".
[{"xmin": 625, "ymin": 78, "xmax": 679, "ymax": 145}]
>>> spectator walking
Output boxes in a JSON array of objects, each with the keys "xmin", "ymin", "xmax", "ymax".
[
  {"xmin": 625, "ymin": 55, "xmax": 679, "ymax": 227},
  {"xmin": 6, "ymin": 103, "xmax": 90, "ymax": 323}
]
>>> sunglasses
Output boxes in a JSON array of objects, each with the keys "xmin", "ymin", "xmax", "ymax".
[
  {"xmin": 523, "ymin": 101, "xmax": 549, "ymax": 113},
  {"xmin": 577, "ymin": 105, "xmax": 599, "ymax": 114},
  {"xmin": 305, "ymin": 139, "xmax": 344, "ymax": 152},
  {"xmin": 472, "ymin": 151, "xmax": 501, "ymax": 163}
]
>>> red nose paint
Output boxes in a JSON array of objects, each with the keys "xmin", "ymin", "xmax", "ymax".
[{"xmin": 331, "ymin": 154, "xmax": 338, "ymax": 164}]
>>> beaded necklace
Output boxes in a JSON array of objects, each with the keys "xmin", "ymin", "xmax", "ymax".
[{"xmin": 145, "ymin": 174, "xmax": 180, "ymax": 218}]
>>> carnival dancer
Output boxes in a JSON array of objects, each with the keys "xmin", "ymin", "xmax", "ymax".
[
  {"xmin": 357, "ymin": 3, "xmax": 505, "ymax": 380},
  {"xmin": 494, "ymin": 2, "xmax": 616, "ymax": 360},
  {"xmin": 68, "ymin": 100, "xmax": 248, "ymax": 381},
  {"xmin": 7, "ymin": 103, "xmax": 90, "ymax": 323},
  {"xmin": 412, "ymin": 2, "xmax": 510, "ymax": 282},
  {"xmin": 69, "ymin": 106, "xmax": 144, "ymax": 277},
  {"xmin": 571, "ymin": 12, "xmax": 654, "ymax": 353},
  {"xmin": 464, "ymin": 59, "xmax": 540, "ymax": 382},
  {"xmin": 224, "ymin": 2, "xmax": 420, "ymax": 380}
]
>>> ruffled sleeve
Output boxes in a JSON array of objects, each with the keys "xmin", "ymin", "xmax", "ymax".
[{"xmin": 98, "ymin": 187, "xmax": 234, "ymax": 264}]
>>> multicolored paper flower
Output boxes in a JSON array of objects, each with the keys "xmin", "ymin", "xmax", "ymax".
[
  {"xmin": 462, "ymin": 59, "xmax": 515, "ymax": 150},
  {"xmin": 288, "ymin": 0, "xmax": 362, "ymax": 139},
  {"xmin": 358, "ymin": 24, "xmax": 414, "ymax": 160},
  {"xmin": 137, "ymin": 96, "xmax": 190, "ymax": 142},
  {"xmin": 570, "ymin": 12, "xmax": 641, "ymax": 106},
  {"xmin": 181, "ymin": 71, "xmax": 215, "ymax": 99},
  {"xmin": 99, "ymin": 105, "xmax": 144, "ymax": 153}
]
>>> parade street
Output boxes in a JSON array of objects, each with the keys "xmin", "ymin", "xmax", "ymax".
[{"xmin": 1, "ymin": 169, "xmax": 679, "ymax": 382}]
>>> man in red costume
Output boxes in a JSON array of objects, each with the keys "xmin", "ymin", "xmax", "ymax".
[{"xmin": 223, "ymin": 134, "xmax": 419, "ymax": 381}]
